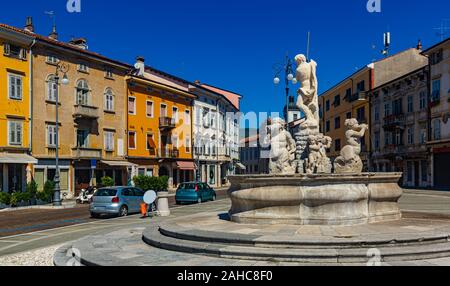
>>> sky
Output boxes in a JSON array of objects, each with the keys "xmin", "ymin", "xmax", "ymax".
[{"xmin": 1, "ymin": 0, "xmax": 450, "ymax": 127}]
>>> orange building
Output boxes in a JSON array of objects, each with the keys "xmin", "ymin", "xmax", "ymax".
[{"xmin": 126, "ymin": 58, "xmax": 196, "ymax": 188}]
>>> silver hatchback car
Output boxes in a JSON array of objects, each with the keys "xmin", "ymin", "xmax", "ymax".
[{"xmin": 90, "ymin": 186, "xmax": 145, "ymax": 218}]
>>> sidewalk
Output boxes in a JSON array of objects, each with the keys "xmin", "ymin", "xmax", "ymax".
[{"xmin": 0, "ymin": 200, "xmax": 77, "ymax": 213}]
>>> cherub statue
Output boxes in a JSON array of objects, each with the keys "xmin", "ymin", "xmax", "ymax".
[
  {"xmin": 334, "ymin": 119, "xmax": 369, "ymax": 174},
  {"xmin": 295, "ymin": 54, "xmax": 320, "ymax": 130},
  {"xmin": 305, "ymin": 134, "xmax": 333, "ymax": 174},
  {"xmin": 266, "ymin": 118, "xmax": 296, "ymax": 175}
]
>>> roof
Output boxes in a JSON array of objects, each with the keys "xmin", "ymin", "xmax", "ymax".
[
  {"xmin": 0, "ymin": 23, "xmax": 132, "ymax": 69},
  {"xmin": 422, "ymin": 37, "xmax": 450, "ymax": 54},
  {"xmin": 200, "ymin": 83, "xmax": 242, "ymax": 110}
]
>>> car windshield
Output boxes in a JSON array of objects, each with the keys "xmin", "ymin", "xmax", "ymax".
[
  {"xmin": 178, "ymin": 183, "xmax": 196, "ymax": 190},
  {"xmin": 94, "ymin": 189, "xmax": 117, "ymax": 197}
]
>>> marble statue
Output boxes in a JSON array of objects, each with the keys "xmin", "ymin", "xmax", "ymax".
[
  {"xmin": 295, "ymin": 54, "xmax": 320, "ymax": 130},
  {"xmin": 305, "ymin": 134, "xmax": 332, "ymax": 174},
  {"xmin": 334, "ymin": 119, "xmax": 369, "ymax": 174},
  {"xmin": 266, "ymin": 117, "xmax": 296, "ymax": 175}
]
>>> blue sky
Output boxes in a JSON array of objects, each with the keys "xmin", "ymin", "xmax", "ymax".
[{"xmin": 1, "ymin": 0, "xmax": 449, "ymax": 125}]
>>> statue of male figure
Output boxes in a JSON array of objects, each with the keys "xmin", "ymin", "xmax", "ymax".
[{"xmin": 295, "ymin": 54, "xmax": 320, "ymax": 128}]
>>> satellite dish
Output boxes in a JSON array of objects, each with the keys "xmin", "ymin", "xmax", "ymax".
[{"xmin": 143, "ymin": 191, "xmax": 157, "ymax": 204}]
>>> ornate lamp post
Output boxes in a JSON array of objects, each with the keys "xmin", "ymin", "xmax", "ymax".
[
  {"xmin": 52, "ymin": 63, "xmax": 69, "ymax": 206},
  {"xmin": 273, "ymin": 54, "xmax": 298, "ymax": 124}
]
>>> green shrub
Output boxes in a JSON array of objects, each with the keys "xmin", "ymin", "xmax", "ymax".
[
  {"xmin": 0, "ymin": 192, "xmax": 11, "ymax": 205},
  {"xmin": 26, "ymin": 180, "xmax": 38, "ymax": 198},
  {"xmin": 36, "ymin": 181, "xmax": 56, "ymax": 203},
  {"xmin": 9, "ymin": 192, "xmax": 32, "ymax": 207},
  {"xmin": 132, "ymin": 175, "xmax": 169, "ymax": 192},
  {"xmin": 101, "ymin": 176, "xmax": 115, "ymax": 187}
]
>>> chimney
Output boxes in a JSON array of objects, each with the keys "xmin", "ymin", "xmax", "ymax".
[
  {"xmin": 69, "ymin": 38, "xmax": 88, "ymax": 50},
  {"xmin": 24, "ymin": 17, "xmax": 34, "ymax": 33},
  {"xmin": 417, "ymin": 39, "xmax": 423, "ymax": 51},
  {"xmin": 49, "ymin": 25, "xmax": 58, "ymax": 40},
  {"xmin": 194, "ymin": 80, "xmax": 201, "ymax": 85},
  {"xmin": 134, "ymin": 56, "xmax": 145, "ymax": 76}
]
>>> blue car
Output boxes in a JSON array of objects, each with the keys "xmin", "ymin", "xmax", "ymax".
[
  {"xmin": 175, "ymin": 182, "xmax": 217, "ymax": 205},
  {"xmin": 90, "ymin": 186, "xmax": 145, "ymax": 218}
]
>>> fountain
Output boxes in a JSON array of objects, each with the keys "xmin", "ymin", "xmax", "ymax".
[{"xmin": 228, "ymin": 54, "xmax": 403, "ymax": 226}]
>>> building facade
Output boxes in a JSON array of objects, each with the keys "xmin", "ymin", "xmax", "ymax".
[
  {"xmin": 320, "ymin": 47, "xmax": 428, "ymax": 171},
  {"xmin": 369, "ymin": 66, "xmax": 432, "ymax": 188},
  {"xmin": 423, "ymin": 39, "xmax": 450, "ymax": 190},
  {"xmin": 0, "ymin": 24, "xmax": 36, "ymax": 193},
  {"xmin": 126, "ymin": 59, "xmax": 196, "ymax": 189},
  {"xmin": 238, "ymin": 133, "xmax": 269, "ymax": 175},
  {"xmin": 190, "ymin": 81, "xmax": 241, "ymax": 187}
]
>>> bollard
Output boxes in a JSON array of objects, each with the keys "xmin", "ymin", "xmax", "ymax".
[
  {"xmin": 140, "ymin": 203, "xmax": 148, "ymax": 218},
  {"xmin": 156, "ymin": 192, "xmax": 170, "ymax": 217}
]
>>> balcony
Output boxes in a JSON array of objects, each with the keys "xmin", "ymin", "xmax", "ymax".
[
  {"xmin": 73, "ymin": 105, "xmax": 99, "ymax": 120},
  {"xmin": 71, "ymin": 147, "xmax": 102, "ymax": 159},
  {"xmin": 159, "ymin": 148, "xmax": 180, "ymax": 158},
  {"xmin": 159, "ymin": 117, "xmax": 176, "ymax": 130},
  {"xmin": 383, "ymin": 114, "xmax": 405, "ymax": 131},
  {"xmin": 348, "ymin": 91, "xmax": 367, "ymax": 102}
]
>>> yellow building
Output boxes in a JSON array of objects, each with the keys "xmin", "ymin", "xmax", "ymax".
[
  {"xmin": 320, "ymin": 47, "xmax": 428, "ymax": 170},
  {"xmin": 126, "ymin": 58, "xmax": 196, "ymax": 188},
  {"xmin": 0, "ymin": 24, "xmax": 37, "ymax": 193}
]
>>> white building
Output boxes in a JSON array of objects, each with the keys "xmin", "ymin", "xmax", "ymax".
[{"xmin": 190, "ymin": 81, "xmax": 242, "ymax": 187}]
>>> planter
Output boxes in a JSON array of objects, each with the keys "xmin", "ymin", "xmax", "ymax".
[{"xmin": 0, "ymin": 203, "xmax": 10, "ymax": 210}]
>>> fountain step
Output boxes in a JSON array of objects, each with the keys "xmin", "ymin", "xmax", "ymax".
[{"xmin": 143, "ymin": 226, "xmax": 450, "ymax": 263}]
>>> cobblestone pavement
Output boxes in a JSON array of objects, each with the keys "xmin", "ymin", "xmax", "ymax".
[{"xmin": 0, "ymin": 189, "xmax": 449, "ymax": 266}]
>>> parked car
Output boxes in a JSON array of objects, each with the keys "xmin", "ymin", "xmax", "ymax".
[
  {"xmin": 175, "ymin": 182, "xmax": 217, "ymax": 205},
  {"xmin": 90, "ymin": 186, "xmax": 145, "ymax": 218}
]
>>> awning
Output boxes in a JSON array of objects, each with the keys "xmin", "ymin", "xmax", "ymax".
[
  {"xmin": 235, "ymin": 162, "xmax": 246, "ymax": 170},
  {"xmin": 0, "ymin": 153, "xmax": 38, "ymax": 164},
  {"xmin": 100, "ymin": 160, "xmax": 138, "ymax": 167},
  {"xmin": 176, "ymin": 161, "xmax": 196, "ymax": 170}
]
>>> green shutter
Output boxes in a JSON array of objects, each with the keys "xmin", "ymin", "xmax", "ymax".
[{"xmin": 34, "ymin": 169, "xmax": 45, "ymax": 192}]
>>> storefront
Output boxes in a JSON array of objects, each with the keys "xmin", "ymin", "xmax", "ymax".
[
  {"xmin": 0, "ymin": 153, "xmax": 38, "ymax": 193},
  {"xmin": 97, "ymin": 161, "xmax": 135, "ymax": 187},
  {"xmin": 33, "ymin": 159, "xmax": 71, "ymax": 197}
]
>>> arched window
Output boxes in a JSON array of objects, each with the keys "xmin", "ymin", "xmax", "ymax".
[
  {"xmin": 46, "ymin": 75, "xmax": 58, "ymax": 102},
  {"xmin": 104, "ymin": 88, "xmax": 114, "ymax": 111},
  {"xmin": 76, "ymin": 79, "xmax": 89, "ymax": 106}
]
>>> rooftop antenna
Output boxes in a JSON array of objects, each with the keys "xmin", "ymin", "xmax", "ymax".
[
  {"xmin": 306, "ymin": 31, "xmax": 311, "ymax": 61},
  {"xmin": 381, "ymin": 31, "xmax": 390, "ymax": 57},
  {"xmin": 434, "ymin": 19, "xmax": 450, "ymax": 41}
]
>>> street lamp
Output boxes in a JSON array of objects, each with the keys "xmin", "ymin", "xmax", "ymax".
[
  {"xmin": 52, "ymin": 63, "xmax": 69, "ymax": 206},
  {"xmin": 194, "ymin": 135, "xmax": 201, "ymax": 182},
  {"xmin": 273, "ymin": 54, "xmax": 297, "ymax": 124}
]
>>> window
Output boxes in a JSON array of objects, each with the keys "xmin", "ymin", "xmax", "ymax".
[
  {"xmin": 172, "ymin": 135, "xmax": 179, "ymax": 149},
  {"xmin": 146, "ymin": 133, "xmax": 155, "ymax": 151},
  {"xmin": 432, "ymin": 79, "xmax": 441, "ymax": 101},
  {"xmin": 325, "ymin": 120, "xmax": 330, "ymax": 132},
  {"xmin": 433, "ymin": 119, "xmax": 441, "ymax": 141},
  {"xmin": 384, "ymin": 103, "xmax": 391, "ymax": 117},
  {"xmin": 356, "ymin": 107, "xmax": 365, "ymax": 122},
  {"xmin": 395, "ymin": 131, "xmax": 402, "ymax": 145},
  {"xmin": 104, "ymin": 131, "xmax": 114, "ymax": 151},
  {"xmin": 46, "ymin": 55, "xmax": 59, "ymax": 65},
  {"xmin": 421, "ymin": 161, "xmax": 428, "ymax": 183},
  {"xmin": 195, "ymin": 107, "xmax": 202, "ymax": 125},
  {"xmin": 8, "ymin": 121, "xmax": 23, "ymax": 146},
  {"xmin": 407, "ymin": 127, "xmax": 414, "ymax": 145},
  {"xmin": 9, "ymin": 74, "xmax": 23, "ymax": 100},
  {"xmin": 420, "ymin": 129, "xmax": 427, "ymax": 144},
  {"xmin": 333, "ymin": 94, "xmax": 341, "ymax": 106},
  {"xmin": 76, "ymin": 130, "xmax": 89, "ymax": 148},
  {"xmin": 183, "ymin": 137, "xmax": 190, "ymax": 153},
  {"xmin": 78, "ymin": 63, "xmax": 89, "ymax": 73},
  {"xmin": 128, "ymin": 97, "xmax": 136, "ymax": 115},
  {"xmin": 128, "ymin": 131, "xmax": 136, "ymax": 149},
  {"xmin": 407, "ymin": 96, "xmax": 414, "ymax": 113},
  {"xmin": 161, "ymin": 104, "xmax": 168, "ymax": 117},
  {"xmin": 76, "ymin": 80, "xmax": 89, "ymax": 105},
  {"xmin": 3, "ymin": 43, "xmax": 27, "ymax": 60},
  {"xmin": 105, "ymin": 68, "xmax": 113, "ymax": 79},
  {"xmin": 374, "ymin": 132, "xmax": 380, "ymax": 150},
  {"xmin": 185, "ymin": 110, "xmax": 191, "ymax": 125},
  {"xmin": 47, "ymin": 125, "xmax": 57, "ymax": 147},
  {"xmin": 346, "ymin": 112, "xmax": 352, "ymax": 119},
  {"xmin": 172, "ymin": 107, "xmax": 179, "ymax": 123},
  {"xmin": 104, "ymin": 88, "xmax": 114, "ymax": 112},
  {"xmin": 334, "ymin": 116, "xmax": 341, "ymax": 129},
  {"xmin": 357, "ymin": 80, "xmax": 365, "ymax": 92},
  {"xmin": 146, "ymin": 101, "xmax": 153, "ymax": 118},
  {"xmin": 374, "ymin": 106, "xmax": 380, "ymax": 121},
  {"xmin": 420, "ymin": 91, "xmax": 427, "ymax": 110},
  {"xmin": 407, "ymin": 162, "xmax": 413, "ymax": 182},
  {"xmin": 46, "ymin": 75, "xmax": 58, "ymax": 102},
  {"xmin": 325, "ymin": 100, "xmax": 330, "ymax": 111},
  {"xmin": 335, "ymin": 139, "xmax": 341, "ymax": 152},
  {"xmin": 345, "ymin": 88, "xmax": 352, "ymax": 101},
  {"xmin": 393, "ymin": 98, "xmax": 403, "ymax": 115}
]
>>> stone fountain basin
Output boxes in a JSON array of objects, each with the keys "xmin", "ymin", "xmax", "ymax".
[{"xmin": 228, "ymin": 173, "xmax": 403, "ymax": 226}]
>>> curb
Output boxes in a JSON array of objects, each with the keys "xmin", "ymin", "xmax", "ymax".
[{"xmin": 0, "ymin": 203, "xmax": 77, "ymax": 213}]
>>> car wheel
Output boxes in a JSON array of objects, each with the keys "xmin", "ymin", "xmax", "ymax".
[
  {"xmin": 176, "ymin": 201, "xmax": 181, "ymax": 205},
  {"xmin": 90, "ymin": 212, "xmax": 99, "ymax": 218},
  {"xmin": 212, "ymin": 194, "xmax": 217, "ymax": 201},
  {"xmin": 197, "ymin": 197, "xmax": 202, "ymax": 204},
  {"xmin": 119, "ymin": 205, "xmax": 128, "ymax": 217}
]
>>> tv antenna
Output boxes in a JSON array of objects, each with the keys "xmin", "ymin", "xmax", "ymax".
[
  {"xmin": 434, "ymin": 19, "xmax": 450, "ymax": 41},
  {"xmin": 306, "ymin": 31, "xmax": 311, "ymax": 61},
  {"xmin": 45, "ymin": 11, "xmax": 56, "ymax": 27},
  {"xmin": 381, "ymin": 32, "xmax": 391, "ymax": 57}
]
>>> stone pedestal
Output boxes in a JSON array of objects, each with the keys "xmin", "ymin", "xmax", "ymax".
[
  {"xmin": 156, "ymin": 192, "xmax": 171, "ymax": 217},
  {"xmin": 228, "ymin": 173, "xmax": 403, "ymax": 226}
]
